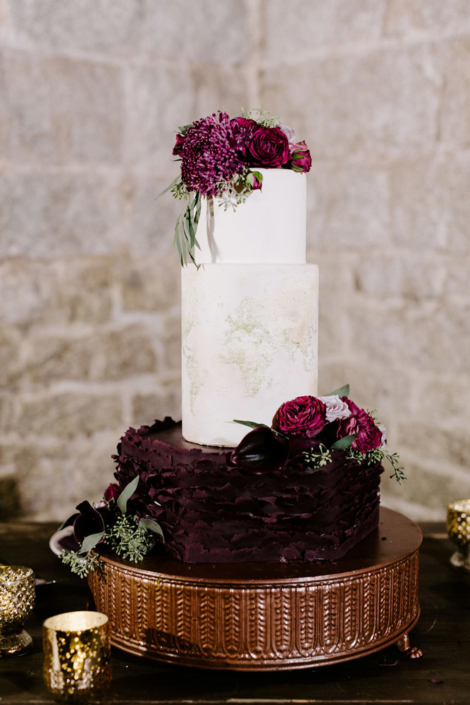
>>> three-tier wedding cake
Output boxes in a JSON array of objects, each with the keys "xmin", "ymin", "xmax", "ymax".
[{"xmin": 60, "ymin": 111, "xmax": 405, "ymax": 574}]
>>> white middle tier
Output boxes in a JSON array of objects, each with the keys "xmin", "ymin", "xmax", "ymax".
[{"xmin": 182, "ymin": 263, "xmax": 319, "ymax": 447}]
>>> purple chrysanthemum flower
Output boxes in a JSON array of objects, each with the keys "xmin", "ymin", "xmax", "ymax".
[{"xmin": 180, "ymin": 112, "xmax": 245, "ymax": 196}]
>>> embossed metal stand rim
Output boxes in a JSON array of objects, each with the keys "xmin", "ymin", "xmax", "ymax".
[{"xmin": 89, "ymin": 508, "xmax": 422, "ymax": 671}]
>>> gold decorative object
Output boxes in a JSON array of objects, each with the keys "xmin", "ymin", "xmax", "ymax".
[
  {"xmin": 89, "ymin": 507, "xmax": 423, "ymax": 670},
  {"xmin": 43, "ymin": 611, "xmax": 112, "ymax": 702},
  {"xmin": 0, "ymin": 565, "xmax": 35, "ymax": 657},
  {"xmin": 447, "ymin": 499, "xmax": 470, "ymax": 570}
]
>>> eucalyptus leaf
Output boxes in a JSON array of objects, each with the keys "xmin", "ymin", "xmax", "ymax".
[
  {"xmin": 233, "ymin": 420, "xmax": 268, "ymax": 430},
  {"xmin": 193, "ymin": 193, "xmax": 202, "ymax": 250},
  {"xmin": 331, "ymin": 433, "xmax": 358, "ymax": 450},
  {"xmin": 79, "ymin": 531, "xmax": 105, "ymax": 555},
  {"xmin": 156, "ymin": 175, "xmax": 180, "ymax": 200},
  {"xmin": 139, "ymin": 518, "xmax": 165, "ymax": 543},
  {"xmin": 184, "ymin": 204, "xmax": 196, "ymax": 248},
  {"xmin": 117, "ymin": 475, "xmax": 140, "ymax": 515},
  {"xmin": 194, "ymin": 193, "xmax": 201, "ymax": 222},
  {"xmin": 174, "ymin": 214, "xmax": 185, "ymax": 266},
  {"xmin": 233, "ymin": 419, "xmax": 287, "ymax": 439},
  {"xmin": 325, "ymin": 384, "xmax": 350, "ymax": 398},
  {"xmin": 182, "ymin": 219, "xmax": 195, "ymax": 266}
]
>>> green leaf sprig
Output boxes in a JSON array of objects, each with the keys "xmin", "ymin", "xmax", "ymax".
[
  {"xmin": 60, "ymin": 475, "xmax": 165, "ymax": 578},
  {"xmin": 348, "ymin": 448, "xmax": 406, "ymax": 484},
  {"xmin": 325, "ymin": 384, "xmax": 350, "ymax": 397},
  {"xmin": 173, "ymin": 190, "xmax": 202, "ymax": 267},
  {"xmin": 303, "ymin": 444, "xmax": 332, "ymax": 469}
]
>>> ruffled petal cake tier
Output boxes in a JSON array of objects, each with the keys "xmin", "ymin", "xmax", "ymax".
[{"xmin": 113, "ymin": 419, "xmax": 383, "ymax": 564}]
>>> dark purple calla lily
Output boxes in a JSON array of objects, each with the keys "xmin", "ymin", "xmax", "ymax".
[
  {"xmin": 73, "ymin": 501, "xmax": 110, "ymax": 545},
  {"xmin": 231, "ymin": 426, "xmax": 289, "ymax": 474}
]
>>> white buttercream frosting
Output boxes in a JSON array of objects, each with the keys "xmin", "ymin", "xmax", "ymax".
[
  {"xmin": 195, "ymin": 169, "xmax": 306, "ymax": 265},
  {"xmin": 182, "ymin": 264, "xmax": 319, "ymax": 447}
]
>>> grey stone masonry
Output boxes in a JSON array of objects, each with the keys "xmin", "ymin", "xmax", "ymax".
[{"xmin": 0, "ymin": 0, "xmax": 468, "ymax": 521}]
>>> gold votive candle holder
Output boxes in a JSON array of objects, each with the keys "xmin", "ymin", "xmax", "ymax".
[
  {"xmin": 447, "ymin": 499, "xmax": 470, "ymax": 570},
  {"xmin": 0, "ymin": 565, "xmax": 35, "ymax": 657},
  {"xmin": 43, "ymin": 611, "xmax": 111, "ymax": 703}
]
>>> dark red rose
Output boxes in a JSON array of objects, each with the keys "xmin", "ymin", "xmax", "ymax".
[
  {"xmin": 230, "ymin": 117, "xmax": 258, "ymax": 152},
  {"xmin": 272, "ymin": 396, "xmax": 326, "ymax": 438},
  {"xmin": 241, "ymin": 125, "xmax": 290, "ymax": 168},
  {"xmin": 231, "ymin": 116, "xmax": 258, "ymax": 136},
  {"xmin": 286, "ymin": 140, "xmax": 312, "ymax": 173},
  {"xmin": 172, "ymin": 133, "xmax": 186, "ymax": 156},
  {"xmin": 104, "ymin": 483, "xmax": 120, "ymax": 502},
  {"xmin": 337, "ymin": 406, "xmax": 382, "ymax": 453}
]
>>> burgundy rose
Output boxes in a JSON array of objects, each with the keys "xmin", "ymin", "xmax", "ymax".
[
  {"xmin": 286, "ymin": 140, "xmax": 312, "ymax": 173},
  {"xmin": 272, "ymin": 396, "xmax": 326, "ymax": 438},
  {"xmin": 104, "ymin": 483, "xmax": 120, "ymax": 502},
  {"xmin": 172, "ymin": 133, "xmax": 186, "ymax": 156},
  {"xmin": 241, "ymin": 125, "xmax": 290, "ymax": 168},
  {"xmin": 337, "ymin": 402, "xmax": 382, "ymax": 453}
]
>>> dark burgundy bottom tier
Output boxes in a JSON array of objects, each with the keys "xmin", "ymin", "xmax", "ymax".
[{"xmin": 113, "ymin": 419, "xmax": 383, "ymax": 564}]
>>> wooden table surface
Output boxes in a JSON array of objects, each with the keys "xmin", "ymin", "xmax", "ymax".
[{"xmin": 0, "ymin": 521, "xmax": 469, "ymax": 705}]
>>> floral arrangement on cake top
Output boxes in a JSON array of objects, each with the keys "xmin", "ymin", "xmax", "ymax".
[
  {"xmin": 234, "ymin": 383, "xmax": 406, "ymax": 483},
  {"xmin": 158, "ymin": 108, "xmax": 312, "ymax": 265}
]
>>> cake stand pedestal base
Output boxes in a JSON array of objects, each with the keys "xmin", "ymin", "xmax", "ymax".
[{"xmin": 89, "ymin": 508, "xmax": 422, "ymax": 671}]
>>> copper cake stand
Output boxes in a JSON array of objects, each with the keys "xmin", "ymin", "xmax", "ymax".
[{"xmin": 88, "ymin": 508, "xmax": 422, "ymax": 670}]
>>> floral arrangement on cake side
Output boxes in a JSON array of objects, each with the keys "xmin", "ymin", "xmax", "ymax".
[
  {"xmin": 233, "ymin": 383, "xmax": 406, "ymax": 483},
  {"xmin": 58, "ymin": 384, "xmax": 405, "ymax": 575},
  {"xmin": 159, "ymin": 108, "xmax": 311, "ymax": 265}
]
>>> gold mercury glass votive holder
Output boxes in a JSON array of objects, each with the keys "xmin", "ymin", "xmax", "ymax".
[
  {"xmin": 0, "ymin": 565, "xmax": 35, "ymax": 657},
  {"xmin": 43, "ymin": 611, "xmax": 112, "ymax": 703},
  {"xmin": 447, "ymin": 499, "xmax": 470, "ymax": 570}
]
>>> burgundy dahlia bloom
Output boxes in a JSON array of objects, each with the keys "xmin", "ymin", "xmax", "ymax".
[
  {"xmin": 272, "ymin": 395, "xmax": 326, "ymax": 438},
  {"xmin": 179, "ymin": 112, "xmax": 244, "ymax": 196},
  {"xmin": 337, "ymin": 399, "xmax": 382, "ymax": 452},
  {"xmin": 241, "ymin": 125, "xmax": 290, "ymax": 168}
]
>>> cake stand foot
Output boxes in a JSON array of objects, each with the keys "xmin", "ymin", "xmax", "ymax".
[{"xmin": 396, "ymin": 633, "xmax": 423, "ymax": 659}]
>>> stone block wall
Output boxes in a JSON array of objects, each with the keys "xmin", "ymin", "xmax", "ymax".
[{"xmin": 0, "ymin": 0, "xmax": 468, "ymax": 521}]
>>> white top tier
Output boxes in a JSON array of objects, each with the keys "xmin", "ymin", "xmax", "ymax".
[{"xmin": 194, "ymin": 168, "xmax": 306, "ymax": 265}]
